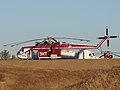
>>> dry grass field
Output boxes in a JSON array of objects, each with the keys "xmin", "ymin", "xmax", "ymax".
[{"xmin": 0, "ymin": 59, "xmax": 120, "ymax": 90}]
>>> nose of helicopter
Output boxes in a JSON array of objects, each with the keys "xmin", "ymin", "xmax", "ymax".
[
  {"xmin": 17, "ymin": 51, "xmax": 21, "ymax": 59},
  {"xmin": 17, "ymin": 50, "xmax": 25, "ymax": 59}
]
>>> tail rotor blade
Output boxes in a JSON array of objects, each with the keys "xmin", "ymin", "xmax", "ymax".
[
  {"xmin": 97, "ymin": 37, "xmax": 104, "ymax": 39},
  {"xmin": 107, "ymin": 39, "xmax": 109, "ymax": 48},
  {"xmin": 106, "ymin": 26, "xmax": 108, "ymax": 35},
  {"xmin": 109, "ymin": 36, "xmax": 118, "ymax": 38}
]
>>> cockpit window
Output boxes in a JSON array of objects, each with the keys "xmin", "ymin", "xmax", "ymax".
[{"xmin": 44, "ymin": 41, "xmax": 48, "ymax": 44}]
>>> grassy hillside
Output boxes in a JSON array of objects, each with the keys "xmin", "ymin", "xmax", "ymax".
[{"xmin": 0, "ymin": 59, "xmax": 120, "ymax": 90}]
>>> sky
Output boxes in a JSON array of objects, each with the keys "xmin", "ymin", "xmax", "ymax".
[{"xmin": 0, "ymin": 0, "xmax": 120, "ymax": 56}]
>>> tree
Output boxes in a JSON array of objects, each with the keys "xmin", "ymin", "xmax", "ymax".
[{"xmin": 0, "ymin": 50, "xmax": 11, "ymax": 60}]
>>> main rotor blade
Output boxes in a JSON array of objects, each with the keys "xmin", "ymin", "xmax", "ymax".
[
  {"xmin": 3, "ymin": 43, "xmax": 17, "ymax": 47},
  {"xmin": 112, "ymin": 52, "xmax": 120, "ymax": 54},
  {"xmin": 111, "ymin": 53, "xmax": 120, "ymax": 57},
  {"xmin": 99, "ymin": 55, "xmax": 104, "ymax": 58},
  {"xmin": 3, "ymin": 38, "xmax": 44, "ymax": 47},
  {"xmin": 54, "ymin": 37, "xmax": 90, "ymax": 42}
]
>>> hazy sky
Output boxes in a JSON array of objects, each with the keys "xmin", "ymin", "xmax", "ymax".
[{"xmin": 0, "ymin": 0, "xmax": 120, "ymax": 55}]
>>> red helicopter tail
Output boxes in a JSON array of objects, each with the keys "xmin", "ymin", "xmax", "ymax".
[{"xmin": 96, "ymin": 36, "xmax": 108, "ymax": 49}]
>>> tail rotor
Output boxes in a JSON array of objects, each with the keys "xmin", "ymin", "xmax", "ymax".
[{"xmin": 98, "ymin": 26, "xmax": 118, "ymax": 48}]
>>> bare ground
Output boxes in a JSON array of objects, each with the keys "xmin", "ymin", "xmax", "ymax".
[{"xmin": 0, "ymin": 59, "xmax": 120, "ymax": 90}]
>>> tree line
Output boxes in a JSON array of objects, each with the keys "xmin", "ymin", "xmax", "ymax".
[{"xmin": 0, "ymin": 50, "xmax": 16, "ymax": 60}]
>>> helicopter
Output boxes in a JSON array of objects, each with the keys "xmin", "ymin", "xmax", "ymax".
[{"xmin": 3, "ymin": 27, "xmax": 119, "ymax": 60}]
